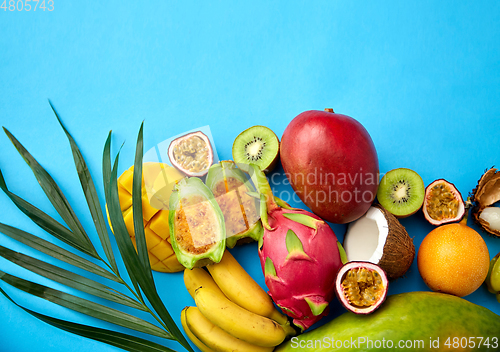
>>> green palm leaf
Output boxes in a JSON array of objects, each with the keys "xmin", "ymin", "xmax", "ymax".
[
  {"xmin": 50, "ymin": 100, "xmax": 118, "ymax": 274},
  {"xmin": 128, "ymin": 126, "xmax": 193, "ymax": 352},
  {"xmin": 0, "ymin": 222, "xmax": 119, "ymax": 283},
  {"xmin": 0, "ymin": 245, "xmax": 144, "ymax": 311},
  {"xmin": 0, "ymin": 105, "xmax": 190, "ymax": 352},
  {"xmin": 103, "ymin": 134, "xmax": 144, "ymax": 300},
  {"xmin": 132, "ymin": 122, "xmax": 154, "ymax": 282},
  {"xmin": 0, "ymin": 286, "xmax": 179, "ymax": 352},
  {"xmin": 0, "ymin": 170, "xmax": 95, "ymax": 257},
  {"xmin": 3, "ymin": 127, "xmax": 98, "ymax": 258},
  {"xmin": 0, "ymin": 270, "xmax": 171, "ymax": 339},
  {"xmin": 105, "ymin": 127, "xmax": 193, "ymax": 352}
]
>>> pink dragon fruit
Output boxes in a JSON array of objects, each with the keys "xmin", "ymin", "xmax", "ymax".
[{"xmin": 248, "ymin": 164, "xmax": 344, "ymax": 332}]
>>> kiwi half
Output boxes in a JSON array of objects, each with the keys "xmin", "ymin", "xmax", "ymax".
[
  {"xmin": 232, "ymin": 125, "xmax": 279, "ymax": 173},
  {"xmin": 377, "ymin": 168, "xmax": 425, "ymax": 218}
]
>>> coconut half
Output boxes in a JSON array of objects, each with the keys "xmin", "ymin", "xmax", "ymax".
[
  {"xmin": 343, "ymin": 204, "xmax": 415, "ymax": 280},
  {"xmin": 471, "ymin": 167, "xmax": 500, "ymax": 237}
]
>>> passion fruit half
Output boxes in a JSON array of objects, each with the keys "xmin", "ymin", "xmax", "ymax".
[
  {"xmin": 168, "ymin": 131, "xmax": 213, "ymax": 177},
  {"xmin": 422, "ymin": 179, "xmax": 465, "ymax": 226},
  {"xmin": 335, "ymin": 262, "xmax": 388, "ymax": 315}
]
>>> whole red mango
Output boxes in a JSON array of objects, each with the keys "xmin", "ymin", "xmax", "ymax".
[{"xmin": 280, "ymin": 109, "xmax": 379, "ymax": 224}]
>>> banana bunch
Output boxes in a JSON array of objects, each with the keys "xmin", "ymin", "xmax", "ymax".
[
  {"xmin": 486, "ymin": 251, "xmax": 500, "ymax": 303},
  {"xmin": 181, "ymin": 250, "xmax": 296, "ymax": 352}
]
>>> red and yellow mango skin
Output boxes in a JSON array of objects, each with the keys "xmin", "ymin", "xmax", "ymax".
[
  {"xmin": 276, "ymin": 292, "xmax": 500, "ymax": 352},
  {"xmin": 280, "ymin": 109, "xmax": 379, "ymax": 224}
]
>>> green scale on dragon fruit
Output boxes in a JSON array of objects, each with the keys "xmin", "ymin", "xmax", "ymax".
[{"xmin": 247, "ymin": 163, "xmax": 344, "ymax": 332}]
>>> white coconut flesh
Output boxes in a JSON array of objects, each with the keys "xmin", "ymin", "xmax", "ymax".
[{"xmin": 344, "ymin": 207, "xmax": 388, "ymax": 265}]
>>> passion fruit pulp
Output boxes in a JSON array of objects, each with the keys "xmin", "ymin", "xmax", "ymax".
[
  {"xmin": 422, "ymin": 179, "xmax": 465, "ymax": 226},
  {"xmin": 168, "ymin": 131, "xmax": 213, "ymax": 177},
  {"xmin": 335, "ymin": 262, "xmax": 388, "ymax": 315},
  {"xmin": 206, "ymin": 161, "xmax": 262, "ymax": 248},
  {"xmin": 168, "ymin": 177, "xmax": 226, "ymax": 269}
]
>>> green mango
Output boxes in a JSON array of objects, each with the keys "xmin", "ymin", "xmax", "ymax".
[{"xmin": 276, "ymin": 292, "xmax": 500, "ymax": 352}]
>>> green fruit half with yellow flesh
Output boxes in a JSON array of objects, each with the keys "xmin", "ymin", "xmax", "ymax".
[
  {"xmin": 169, "ymin": 177, "xmax": 226, "ymax": 269},
  {"xmin": 276, "ymin": 291, "xmax": 500, "ymax": 352},
  {"xmin": 205, "ymin": 161, "xmax": 263, "ymax": 248}
]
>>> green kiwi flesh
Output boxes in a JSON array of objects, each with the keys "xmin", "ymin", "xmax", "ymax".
[
  {"xmin": 377, "ymin": 168, "xmax": 425, "ymax": 217},
  {"xmin": 232, "ymin": 125, "xmax": 279, "ymax": 173}
]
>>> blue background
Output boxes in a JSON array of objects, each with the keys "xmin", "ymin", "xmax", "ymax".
[{"xmin": 1, "ymin": 1, "xmax": 500, "ymax": 351}]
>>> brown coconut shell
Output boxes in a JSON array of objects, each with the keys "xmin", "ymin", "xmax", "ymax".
[
  {"xmin": 471, "ymin": 167, "xmax": 500, "ymax": 237},
  {"xmin": 374, "ymin": 204, "xmax": 416, "ymax": 280}
]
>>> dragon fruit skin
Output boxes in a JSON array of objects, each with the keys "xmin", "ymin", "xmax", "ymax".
[
  {"xmin": 247, "ymin": 163, "xmax": 343, "ymax": 332},
  {"xmin": 258, "ymin": 207, "xmax": 342, "ymax": 331}
]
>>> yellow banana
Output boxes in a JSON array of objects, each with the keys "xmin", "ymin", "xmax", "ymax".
[
  {"xmin": 206, "ymin": 250, "xmax": 289, "ymax": 325},
  {"xmin": 183, "ymin": 267, "xmax": 224, "ymax": 299},
  {"xmin": 184, "ymin": 306, "xmax": 274, "ymax": 352},
  {"xmin": 194, "ymin": 287, "xmax": 287, "ymax": 347},
  {"xmin": 180, "ymin": 307, "xmax": 217, "ymax": 352}
]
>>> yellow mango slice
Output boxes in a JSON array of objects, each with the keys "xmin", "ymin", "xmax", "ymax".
[{"xmin": 111, "ymin": 162, "xmax": 186, "ymax": 272}]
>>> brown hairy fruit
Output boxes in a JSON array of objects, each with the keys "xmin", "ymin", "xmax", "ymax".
[{"xmin": 471, "ymin": 167, "xmax": 500, "ymax": 237}]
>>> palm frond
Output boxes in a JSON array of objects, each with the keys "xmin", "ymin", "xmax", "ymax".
[
  {"xmin": 3, "ymin": 127, "xmax": 98, "ymax": 258},
  {"xmin": 0, "ymin": 103, "xmax": 193, "ymax": 352},
  {"xmin": 50, "ymin": 100, "xmax": 118, "ymax": 273},
  {"xmin": 0, "ymin": 222, "xmax": 119, "ymax": 282}
]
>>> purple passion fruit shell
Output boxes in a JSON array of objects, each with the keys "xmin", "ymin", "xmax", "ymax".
[
  {"xmin": 422, "ymin": 179, "xmax": 465, "ymax": 226},
  {"xmin": 168, "ymin": 131, "xmax": 214, "ymax": 177},
  {"xmin": 335, "ymin": 262, "xmax": 388, "ymax": 315}
]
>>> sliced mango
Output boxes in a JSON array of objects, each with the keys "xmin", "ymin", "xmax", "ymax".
[{"xmin": 111, "ymin": 162, "xmax": 186, "ymax": 272}]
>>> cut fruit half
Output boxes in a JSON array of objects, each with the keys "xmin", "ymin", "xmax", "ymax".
[
  {"xmin": 471, "ymin": 167, "xmax": 500, "ymax": 237},
  {"xmin": 335, "ymin": 262, "xmax": 388, "ymax": 315},
  {"xmin": 377, "ymin": 168, "xmax": 425, "ymax": 218},
  {"xmin": 205, "ymin": 161, "xmax": 263, "ymax": 248},
  {"xmin": 232, "ymin": 126, "xmax": 280, "ymax": 173},
  {"xmin": 168, "ymin": 177, "xmax": 226, "ymax": 269},
  {"xmin": 168, "ymin": 131, "xmax": 213, "ymax": 177},
  {"xmin": 422, "ymin": 179, "xmax": 465, "ymax": 226},
  {"xmin": 343, "ymin": 204, "xmax": 415, "ymax": 280}
]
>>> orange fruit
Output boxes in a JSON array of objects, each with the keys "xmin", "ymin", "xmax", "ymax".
[{"xmin": 417, "ymin": 221, "xmax": 490, "ymax": 297}]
